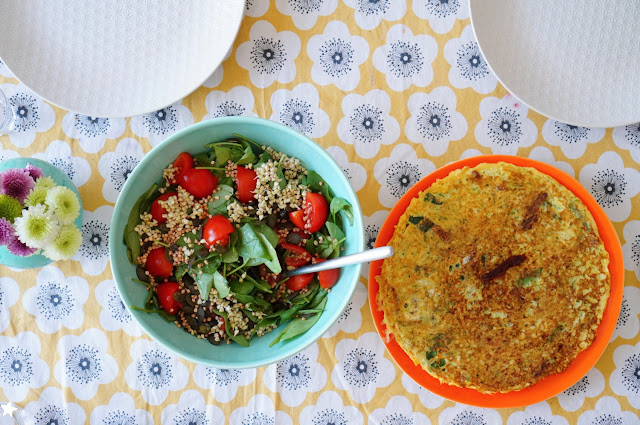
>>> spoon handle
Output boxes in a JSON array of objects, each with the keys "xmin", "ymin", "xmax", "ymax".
[{"xmin": 286, "ymin": 246, "xmax": 394, "ymax": 277}]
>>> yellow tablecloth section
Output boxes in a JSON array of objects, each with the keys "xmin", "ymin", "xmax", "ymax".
[{"xmin": 1, "ymin": 1, "xmax": 640, "ymax": 424}]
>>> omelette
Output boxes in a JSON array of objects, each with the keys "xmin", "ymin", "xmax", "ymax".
[{"xmin": 377, "ymin": 162, "xmax": 610, "ymax": 393}]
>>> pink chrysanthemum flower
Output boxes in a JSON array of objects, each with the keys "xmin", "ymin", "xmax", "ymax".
[
  {"xmin": 0, "ymin": 168, "xmax": 34, "ymax": 204},
  {"xmin": 7, "ymin": 236, "xmax": 37, "ymax": 257},
  {"xmin": 0, "ymin": 218, "xmax": 14, "ymax": 245},
  {"xmin": 24, "ymin": 163, "xmax": 44, "ymax": 181}
]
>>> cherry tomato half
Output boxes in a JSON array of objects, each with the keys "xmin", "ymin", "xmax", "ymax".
[
  {"xmin": 145, "ymin": 247, "xmax": 173, "ymax": 279},
  {"xmin": 203, "ymin": 215, "xmax": 234, "ymax": 248},
  {"xmin": 315, "ymin": 258, "xmax": 340, "ymax": 289},
  {"xmin": 286, "ymin": 272, "xmax": 314, "ymax": 291},
  {"xmin": 236, "ymin": 166, "xmax": 257, "ymax": 203},
  {"xmin": 150, "ymin": 192, "xmax": 177, "ymax": 224},
  {"xmin": 178, "ymin": 168, "xmax": 218, "ymax": 199},
  {"xmin": 169, "ymin": 152, "xmax": 193, "ymax": 185},
  {"xmin": 157, "ymin": 281, "xmax": 183, "ymax": 314},
  {"xmin": 289, "ymin": 192, "xmax": 329, "ymax": 233},
  {"xmin": 281, "ymin": 243, "xmax": 312, "ymax": 267}
]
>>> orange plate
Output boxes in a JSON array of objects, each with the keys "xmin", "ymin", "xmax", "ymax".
[{"xmin": 368, "ymin": 155, "xmax": 624, "ymax": 408}]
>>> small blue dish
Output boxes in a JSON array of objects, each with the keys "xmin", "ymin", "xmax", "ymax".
[
  {"xmin": 0, "ymin": 158, "xmax": 83, "ymax": 269},
  {"xmin": 109, "ymin": 117, "xmax": 365, "ymax": 368}
]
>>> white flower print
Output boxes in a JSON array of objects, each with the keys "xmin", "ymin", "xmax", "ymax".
[
  {"xmin": 54, "ymin": 328, "xmax": 118, "ymax": 400},
  {"xmin": 193, "ymin": 365, "xmax": 256, "ymax": 403},
  {"xmin": 0, "ymin": 332, "xmax": 49, "ymax": 402},
  {"xmin": 577, "ymin": 396, "xmax": 640, "ymax": 425},
  {"xmin": 612, "ymin": 286, "xmax": 640, "ymax": 341},
  {"xmin": 444, "ymin": 25, "xmax": 497, "ymax": 94},
  {"xmin": 338, "ymin": 90, "xmax": 400, "ymax": 159},
  {"xmin": 401, "ymin": 373, "xmax": 445, "ymax": 409},
  {"xmin": 71, "ymin": 206, "xmax": 113, "ymax": 276},
  {"xmin": 264, "ymin": 343, "xmax": 327, "ymax": 407},
  {"xmin": 414, "ymin": 0, "xmax": 469, "ymax": 34},
  {"xmin": 362, "ymin": 209, "xmax": 390, "ymax": 279},
  {"xmin": 98, "ymin": 138, "xmax": 145, "ymax": 203},
  {"xmin": 24, "ymin": 387, "xmax": 85, "ymax": 425},
  {"xmin": 0, "ymin": 83, "xmax": 55, "ymax": 148},
  {"xmin": 439, "ymin": 404, "xmax": 503, "ymax": 425},
  {"xmin": 459, "ymin": 148, "xmax": 483, "ymax": 160},
  {"xmin": 245, "ymin": 0, "xmax": 270, "ymax": 18},
  {"xmin": 507, "ymin": 402, "xmax": 569, "ymax": 425},
  {"xmin": 161, "ymin": 389, "xmax": 225, "ymax": 425},
  {"xmin": 475, "ymin": 94, "xmax": 538, "ymax": 155},
  {"xmin": 613, "ymin": 122, "xmax": 640, "ymax": 164},
  {"xmin": 22, "ymin": 266, "xmax": 89, "ymax": 334},
  {"xmin": 299, "ymin": 391, "xmax": 363, "ymax": 425},
  {"xmin": 557, "ymin": 367, "xmax": 605, "ymax": 412},
  {"xmin": 528, "ymin": 146, "xmax": 575, "ymax": 177},
  {"xmin": 125, "ymin": 339, "xmax": 189, "ymax": 406},
  {"xmin": 0, "ymin": 59, "xmax": 13, "ymax": 77},
  {"xmin": 130, "ymin": 101, "xmax": 194, "ymax": 147},
  {"xmin": 373, "ymin": 24, "xmax": 438, "ymax": 92},
  {"xmin": 229, "ymin": 394, "xmax": 292, "ymax": 425},
  {"xmin": 0, "ymin": 277, "xmax": 19, "ymax": 333},
  {"xmin": 0, "ymin": 141, "xmax": 19, "ymax": 161},
  {"xmin": 369, "ymin": 395, "xmax": 430, "ymax": 425},
  {"xmin": 332, "ymin": 332, "xmax": 395, "ymax": 403},
  {"xmin": 578, "ymin": 151, "xmax": 640, "ymax": 222},
  {"xmin": 276, "ymin": 0, "xmax": 338, "ymax": 30},
  {"xmin": 541, "ymin": 119, "xmax": 605, "ymax": 160},
  {"xmin": 406, "ymin": 86, "xmax": 467, "ymax": 156},
  {"xmin": 269, "ymin": 83, "xmax": 330, "ymax": 138},
  {"xmin": 61, "ymin": 112, "xmax": 126, "ymax": 154},
  {"xmin": 374, "ymin": 144, "xmax": 436, "ymax": 208},
  {"xmin": 204, "ymin": 86, "xmax": 257, "ymax": 120},
  {"xmin": 95, "ymin": 279, "xmax": 144, "ymax": 337},
  {"xmin": 236, "ymin": 21, "xmax": 302, "ymax": 89},
  {"xmin": 323, "ymin": 280, "xmax": 367, "ymax": 338},
  {"xmin": 610, "ymin": 341, "xmax": 640, "ymax": 408},
  {"xmin": 325, "ymin": 146, "xmax": 367, "ymax": 192},
  {"xmin": 343, "ymin": 0, "xmax": 406, "ymax": 31},
  {"xmin": 307, "ymin": 20, "xmax": 369, "ymax": 91},
  {"xmin": 32, "ymin": 140, "xmax": 92, "ymax": 187},
  {"xmin": 623, "ymin": 220, "xmax": 640, "ymax": 281},
  {"xmin": 90, "ymin": 392, "xmax": 153, "ymax": 425}
]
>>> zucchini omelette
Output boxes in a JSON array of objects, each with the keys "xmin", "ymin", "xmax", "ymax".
[{"xmin": 377, "ymin": 162, "xmax": 610, "ymax": 393}]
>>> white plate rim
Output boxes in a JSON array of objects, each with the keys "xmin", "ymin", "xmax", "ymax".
[{"xmin": 469, "ymin": 0, "xmax": 639, "ymax": 129}]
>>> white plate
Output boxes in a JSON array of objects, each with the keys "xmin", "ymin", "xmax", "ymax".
[
  {"xmin": 469, "ymin": 0, "xmax": 640, "ymax": 128},
  {"xmin": 0, "ymin": 1, "xmax": 245, "ymax": 117}
]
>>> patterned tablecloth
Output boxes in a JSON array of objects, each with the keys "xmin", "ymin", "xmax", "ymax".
[{"xmin": 1, "ymin": 1, "xmax": 640, "ymax": 424}]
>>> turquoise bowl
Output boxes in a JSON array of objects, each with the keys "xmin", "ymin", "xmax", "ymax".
[
  {"xmin": 110, "ymin": 117, "xmax": 365, "ymax": 368},
  {"xmin": 0, "ymin": 158, "xmax": 83, "ymax": 269}
]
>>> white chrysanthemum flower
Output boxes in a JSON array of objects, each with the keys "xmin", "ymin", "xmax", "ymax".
[
  {"xmin": 45, "ymin": 186, "xmax": 80, "ymax": 224},
  {"xmin": 43, "ymin": 224, "xmax": 82, "ymax": 261},
  {"xmin": 13, "ymin": 203, "xmax": 59, "ymax": 249}
]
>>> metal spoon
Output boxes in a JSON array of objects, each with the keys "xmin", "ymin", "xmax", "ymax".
[{"xmin": 285, "ymin": 246, "xmax": 394, "ymax": 277}]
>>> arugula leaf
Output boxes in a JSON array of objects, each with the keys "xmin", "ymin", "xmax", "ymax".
[
  {"xmin": 208, "ymin": 184, "xmax": 234, "ymax": 215},
  {"xmin": 330, "ymin": 197, "xmax": 354, "ymax": 225},
  {"xmin": 269, "ymin": 297, "xmax": 327, "ymax": 346},
  {"xmin": 213, "ymin": 271, "xmax": 230, "ymax": 298},
  {"xmin": 257, "ymin": 233, "xmax": 282, "ymax": 274},
  {"xmin": 236, "ymin": 142, "xmax": 257, "ymax": 165},
  {"xmin": 214, "ymin": 145, "xmax": 232, "ymax": 167}
]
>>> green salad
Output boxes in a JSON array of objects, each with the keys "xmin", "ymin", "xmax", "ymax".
[{"xmin": 123, "ymin": 135, "xmax": 353, "ymax": 346}]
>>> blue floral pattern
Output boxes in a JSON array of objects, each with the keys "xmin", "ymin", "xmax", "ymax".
[
  {"xmin": 385, "ymin": 161, "xmax": 421, "ymax": 199},
  {"xmin": 590, "ymin": 169, "xmax": 627, "ymax": 209},
  {"xmin": 288, "ymin": 0, "xmax": 323, "ymax": 13},
  {"xmin": 80, "ymin": 219, "xmax": 109, "ymax": 261},
  {"xmin": 313, "ymin": 409, "xmax": 347, "ymax": 425},
  {"xmin": 451, "ymin": 411, "xmax": 486, "ymax": 425},
  {"xmin": 65, "ymin": 344, "xmax": 101, "ymax": 384},
  {"xmin": 0, "ymin": 347, "xmax": 33, "ymax": 386},
  {"xmin": 417, "ymin": 101, "xmax": 452, "ymax": 141},
  {"xmin": 251, "ymin": 37, "xmax": 287, "ymax": 75},
  {"xmin": 9, "ymin": 92, "xmax": 39, "ymax": 133},
  {"xmin": 486, "ymin": 106, "xmax": 522, "ymax": 147},
  {"xmin": 277, "ymin": 353, "xmax": 311, "ymax": 391},
  {"xmin": 456, "ymin": 41, "xmax": 489, "ymax": 82},
  {"xmin": 387, "ymin": 40, "xmax": 423, "ymax": 78},
  {"xmin": 243, "ymin": 413, "xmax": 274, "ymax": 425},
  {"xmin": 174, "ymin": 408, "xmax": 209, "ymax": 425},
  {"xmin": 381, "ymin": 413, "xmax": 414, "ymax": 425},
  {"xmin": 279, "ymin": 98, "xmax": 314, "ymax": 134},
  {"xmin": 34, "ymin": 405, "xmax": 69, "ymax": 425},
  {"xmin": 37, "ymin": 282, "xmax": 74, "ymax": 320},
  {"xmin": 73, "ymin": 115, "xmax": 111, "ymax": 138},
  {"xmin": 103, "ymin": 411, "xmax": 136, "ymax": 425},
  {"xmin": 137, "ymin": 349, "xmax": 173, "ymax": 390},
  {"xmin": 143, "ymin": 107, "xmax": 178, "ymax": 136},
  {"xmin": 620, "ymin": 353, "xmax": 640, "ymax": 393},
  {"xmin": 350, "ymin": 104, "xmax": 385, "ymax": 145},
  {"xmin": 343, "ymin": 347, "xmax": 378, "ymax": 388},
  {"xmin": 207, "ymin": 368, "xmax": 240, "ymax": 386},
  {"xmin": 357, "ymin": 0, "xmax": 389, "ymax": 16},
  {"xmin": 319, "ymin": 38, "xmax": 354, "ymax": 78},
  {"xmin": 425, "ymin": 0, "xmax": 460, "ymax": 18},
  {"xmin": 552, "ymin": 123, "xmax": 590, "ymax": 144}
]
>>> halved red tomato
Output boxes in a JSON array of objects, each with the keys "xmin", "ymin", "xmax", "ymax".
[
  {"xmin": 145, "ymin": 247, "xmax": 173, "ymax": 279},
  {"xmin": 157, "ymin": 281, "xmax": 183, "ymax": 314},
  {"xmin": 236, "ymin": 166, "xmax": 257, "ymax": 203},
  {"xmin": 282, "ymin": 243, "xmax": 312, "ymax": 267},
  {"xmin": 150, "ymin": 192, "xmax": 177, "ymax": 224},
  {"xmin": 288, "ymin": 192, "xmax": 328, "ymax": 233},
  {"xmin": 286, "ymin": 273, "xmax": 314, "ymax": 291},
  {"xmin": 203, "ymin": 215, "xmax": 234, "ymax": 248},
  {"xmin": 315, "ymin": 258, "xmax": 340, "ymax": 289},
  {"xmin": 169, "ymin": 152, "xmax": 193, "ymax": 185},
  {"xmin": 178, "ymin": 168, "xmax": 218, "ymax": 199}
]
